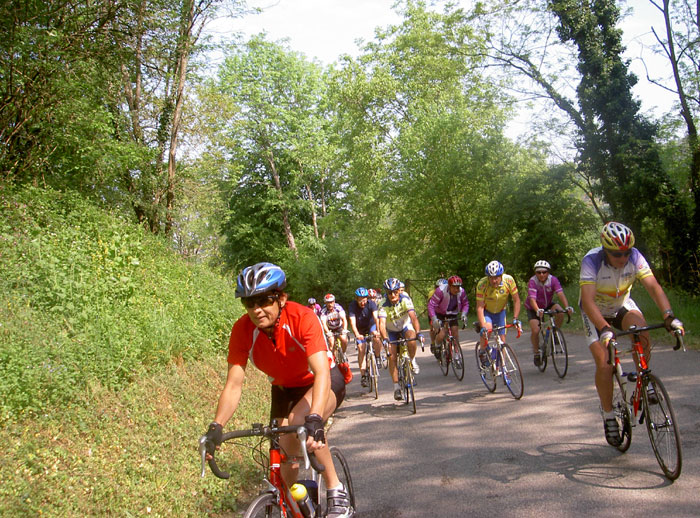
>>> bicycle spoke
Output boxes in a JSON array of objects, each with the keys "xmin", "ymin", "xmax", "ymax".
[
  {"xmin": 501, "ymin": 344, "xmax": 524, "ymax": 399},
  {"xmin": 474, "ymin": 343, "xmax": 496, "ymax": 392},
  {"xmin": 438, "ymin": 342, "xmax": 449, "ymax": 376},
  {"xmin": 451, "ymin": 339, "xmax": 465, "ymax": 381},
  {"xmin": 537, "ymin": 330, "xmax": 547, "ymax": 373},
  {"xmin": 551, "ymin": 328, "xmax": 568, "ymax": 378},
  {"xmin": 612, "ymin": 369, "xmax": 632, "ymax": 452},
  {"xmin": 644, "ymin": 374, "xmax": 682, "ymax": 480}
]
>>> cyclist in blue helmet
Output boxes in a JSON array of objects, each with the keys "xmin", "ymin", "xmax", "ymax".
[
  {"xmin": 378, "ymin": 278, "xmax": 422, "ymax": 400},
  {"xmin": 203, "ymin": 262, "xmax": 353, "ymax": 518},
  {"xmin": 475, "ymin": 261, "xmax": 521, "ymax": 366},
  {"xmin": 348, "ymin": 287, "xmax": 381, "ymax": 387}
]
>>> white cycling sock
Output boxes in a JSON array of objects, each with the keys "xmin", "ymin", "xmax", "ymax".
[{"xmin": 603, "ymin": 410, "xmax": 616, "ymax": 419}]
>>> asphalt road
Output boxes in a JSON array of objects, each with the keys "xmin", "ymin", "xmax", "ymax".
[{"xmin": 328, "ymin": 330, "xmax": 700, "ymax": 518}]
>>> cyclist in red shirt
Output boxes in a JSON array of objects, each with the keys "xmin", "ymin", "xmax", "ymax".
[{"xmin": 202, "ymin": 263, "xmax": 353, "ymax": 518}]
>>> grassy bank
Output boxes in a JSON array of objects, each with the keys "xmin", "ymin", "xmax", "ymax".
[{"xmin": 0, "ymin": 185, "xmax": 271, "ymax": 516}]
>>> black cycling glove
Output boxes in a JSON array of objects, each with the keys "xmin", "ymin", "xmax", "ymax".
[
  {"xmin": 304, "ymin": 413, "xmax": 325, "ymax": 443},
  {"xmin": 204, "ymin": 422, "xmax": 223, "ymax": 454}
]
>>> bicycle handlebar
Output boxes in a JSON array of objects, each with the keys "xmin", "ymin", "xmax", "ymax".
[
  {"xmin": 606, "ymin": 324, "xmax": 685, "ymax": 364},
  {"xmin": 199, "ymin": 423, "xmax": 325, "ymax": 479},
  {"xmin": 540, "ymin": 308, "xmax": 571, "ymax": 324},
  {"xmin": 486, "ymin": 323, "xmax": 522, "ymax": 339}
]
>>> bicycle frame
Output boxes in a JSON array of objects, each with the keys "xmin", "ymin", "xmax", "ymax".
[
  {"xmin": 609, "ymin": 324, "xmax": 684, "ymax": 421},
  {"xmin": 200, "ymin": 421, "xmax": 323, "ymax": 518},
  {"xmin": 608, "ymin": 323, "xmax": 685, "ymax": 479}
]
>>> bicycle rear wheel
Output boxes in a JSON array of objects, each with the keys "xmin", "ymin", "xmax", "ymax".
[
  {"xmin": 318, "ymin": 446, "xmax": 356, "ymax": 516},
  {"xmin": 550, "ymin": 328, "xmax": 568, "ymax": 378},
  {"xmin": 501, "ymin": 344, "xmax": 524, "ymax": 399},
  {"xmin": 474, "ymin": 343, "xmax": 496, "ymax": 392},
  {"xmin": 537, "ymin": 331, "xmax": 547, "ymax": 372},
  {"xmin": 612, "ymin": 369, "xmax": 632, "ymax": 452},
  {"xmin": 451, "ymin": 338, "xmax": 465, "ymax": 381},
  {"xmin": 404, "ymin": 359, "xmax": 417, "ymax": 414},
  {"xmin": 243, "ymin": 492, "xmax": 284, "ymax": 518},
  {"xmin": 643, "ymin": 374, "xmax": 682, "ymax": 480},
  {"xmin": 438, "ymin": 342, "xmax": 450, "ymax": 376}
]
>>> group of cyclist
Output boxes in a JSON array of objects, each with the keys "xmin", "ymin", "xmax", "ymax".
[{"xmin": 200, "ymin": 221, "xmax": 685, "ymax": 517}]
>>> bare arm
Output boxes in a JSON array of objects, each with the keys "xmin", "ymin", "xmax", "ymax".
[
  {"xmin": 477, "ymin": 301, "xmax": 486, "ymax": 327},
  {"xmin": 639, "ymin": 275, "xmax": 672, "ymax": 316},
  {"xmin": 511, "ymin": 291, "xmax": 521, "ymax": 320},
  {"xmin": 307, "ymin": 351, "xmax": 331, "ymax": 417},
  {"xmin": 409, "ymin": 310, "xmax": 421, "ymax": 334},
  {"xmin": 213, "ymin": 363, "xmax": 246, "ymax": 426}
]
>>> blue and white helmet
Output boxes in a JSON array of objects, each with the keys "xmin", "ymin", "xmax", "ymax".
[
  {"xmin": 485, "ymin": 261, "xmax": 504, "ymax": 277},
  {"xmin": 235, "ymin": 262, "xmax": 287, "ymax": 298},
  {"xmin": 355, "ymin": 287, "xmax": 369, "ymax": 297},
  {"xmin": 383, "ymin": 278, "xmax": 402, "ymax": 291}
]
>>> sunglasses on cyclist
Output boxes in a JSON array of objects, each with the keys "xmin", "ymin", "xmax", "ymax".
[
  {"xmin": 606, "ymin": 249, "xmax": 632, "ymax": 258},
  {"xmin": 241, "ymin": 294, "xmax": 279, "ymax": 309},
  {"xmin": 535, "ymin": 270, "xmax": 549, "ymax": 275}
]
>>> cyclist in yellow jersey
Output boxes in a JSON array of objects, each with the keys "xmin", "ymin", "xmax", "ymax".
[{"xmin": 475, "ymin": 261, "xmax": 521, "ymax": 365}]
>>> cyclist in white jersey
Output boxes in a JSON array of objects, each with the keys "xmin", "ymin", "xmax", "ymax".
[{"xmin": 579, "ymin": 222, "xmax": 684, "ymax": 447}]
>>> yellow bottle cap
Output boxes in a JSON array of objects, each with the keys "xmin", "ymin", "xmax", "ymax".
[{"xmin": 290, "ymin": 483, "xmax": 307, "ymax": 501}]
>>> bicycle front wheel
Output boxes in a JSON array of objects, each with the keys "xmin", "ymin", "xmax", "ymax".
[
  {"xmin": 537, "ymin": 332, "xmax": 547, "ymax": 373},
  {"xmin": 611, "ymin": 368, "xmax": 632, "ymax": 452},
  {"xmin": 501, "ymin": 344, "xmax": 524, "ymax": 399},
  {"xmin": 550, "ymin": 328, "xmax": 568, "ymax": 378},
  {"xmin": 404, "ymin": 359, "xmax": 416, "ymax": 413},
  {"xmin": 243, "ymin": 492, "xmax": 284, "ymax": 518},
  {"xmin": 438, "ymin": 342, "xmax": 450, "ymax": 376},
  {"xmin": 318, "ymin": 446, "xmax": 356, "ymax": 516},
  {"xmin": 451, "ymin": 339, "xmax": 465, "ymax": 381},
  {"xmin": 370, "ymin": 352, "xmax": 379, "ymax": 399},
  {"xmin": 644, "ymin": 374, "xmax": 682, "ymax": 480},
  {"xmin": 475, "ymin": 344, "xmax": 496, "ymax": 392}
]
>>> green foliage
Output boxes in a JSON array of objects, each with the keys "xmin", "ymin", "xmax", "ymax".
[{"xmin": 0, "ymin": 185, "xmax": 240, "ymax": 419}]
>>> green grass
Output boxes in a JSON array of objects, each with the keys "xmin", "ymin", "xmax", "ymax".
[{"xmin": 0, "ymin": 184, "xmax": 273, "ymax": 516}]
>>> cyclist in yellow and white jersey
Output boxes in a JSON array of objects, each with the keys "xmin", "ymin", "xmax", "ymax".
[
  {"xmin": 475, "ymin": 261, "xmax": 521, "ymax": 365},
  {"xmin": 378, "ymin": 277, "xmax": 422, "ymax": 401},
  {"xmin": 579, "ymin": 222, "xmax": 684, "ymax": 447}
]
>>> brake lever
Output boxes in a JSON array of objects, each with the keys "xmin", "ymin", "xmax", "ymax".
[{"xmin": 198, "ymin": 436, "xmax": 209, "ymax": 478}]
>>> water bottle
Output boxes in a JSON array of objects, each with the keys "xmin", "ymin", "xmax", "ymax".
[
  {"xmin": 545, "ymin": 328, "xmax": 550, "ymax": 345},
  {"xmin": 291, "ymin": 482, "xmax": 314, "ymax": 518},
  {"xmin": 490, "ymin": 345, "xmax": 498, "ymax": 361}
]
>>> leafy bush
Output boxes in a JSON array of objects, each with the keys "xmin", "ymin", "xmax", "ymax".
[{"xmin": 0, "ymin": 185, "xmax": 241, "ymax": 420}]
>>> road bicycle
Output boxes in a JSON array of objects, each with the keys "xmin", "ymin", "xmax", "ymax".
[
  {"xmin": 388, "ymin": 335, "xmax": 425, "ymax": 414},
  {"xmin": 537, "ymin": 308, "xmax": 571, "ymax": 378},
  {"xmin": 199, "ymin": 420, "xmax": 356, "ymax": 517},
  {"xmin": 330, "ymin": 330, "xmax": 352, "ymax": 383},
  {"xmin": 608, "ymin": 323, "xmax": 685, "ymax": 480},
  {"xmin": 474, "ymin": 323, "xmax": 524, "ymax": 399},
  {"xmin": 435, "ymin": 317, "xmax": 465, "ymax": 381},
  {"xmin": 359, "ymin": 333, "xmax": 380, "ymax": 399}
]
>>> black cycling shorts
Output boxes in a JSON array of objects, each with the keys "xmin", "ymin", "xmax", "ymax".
[
  {"xmin": 526, "ymin": 303, "xmax": 555, "ymax": 322},
  {"xmin": 269, "ymin": 365, "xmax": 346, "ymax": 421}
]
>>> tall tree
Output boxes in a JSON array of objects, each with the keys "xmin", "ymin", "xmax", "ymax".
[
  {"xmin": 549, "ymin": 0, "xmax": 695, "ymax": 288},
  {"xmin": 647, "ymin": 0, "xmax": 700, "ymax": 277},
  {"xmin": 206, "ymin": 36, "xmax": 334, "ymax": 269}
]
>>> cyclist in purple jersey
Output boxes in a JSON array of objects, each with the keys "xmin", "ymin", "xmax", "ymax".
[
  {"xmin": 307, "ymin": 297, "xmax": 322, "ymax": 317},
  {"xmin": 428, "ymin": 275, "xmax": 469, "ymax": 359},
  {"xmin": 525, "ymin": 260, "xmax": 574, "ymax": 366}
]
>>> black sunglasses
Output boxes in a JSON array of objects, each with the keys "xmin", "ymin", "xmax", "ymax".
[
  {"xmin": 535, "ymin": 270, "xmax": 549, "ymax": 275},
  {"xmin": 607, "ymin": 249, "xmax": 632, "ymax": 258},
  {"xmin": 241, "ymin": 294, "xmax": 279, "ymax": 309}
]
